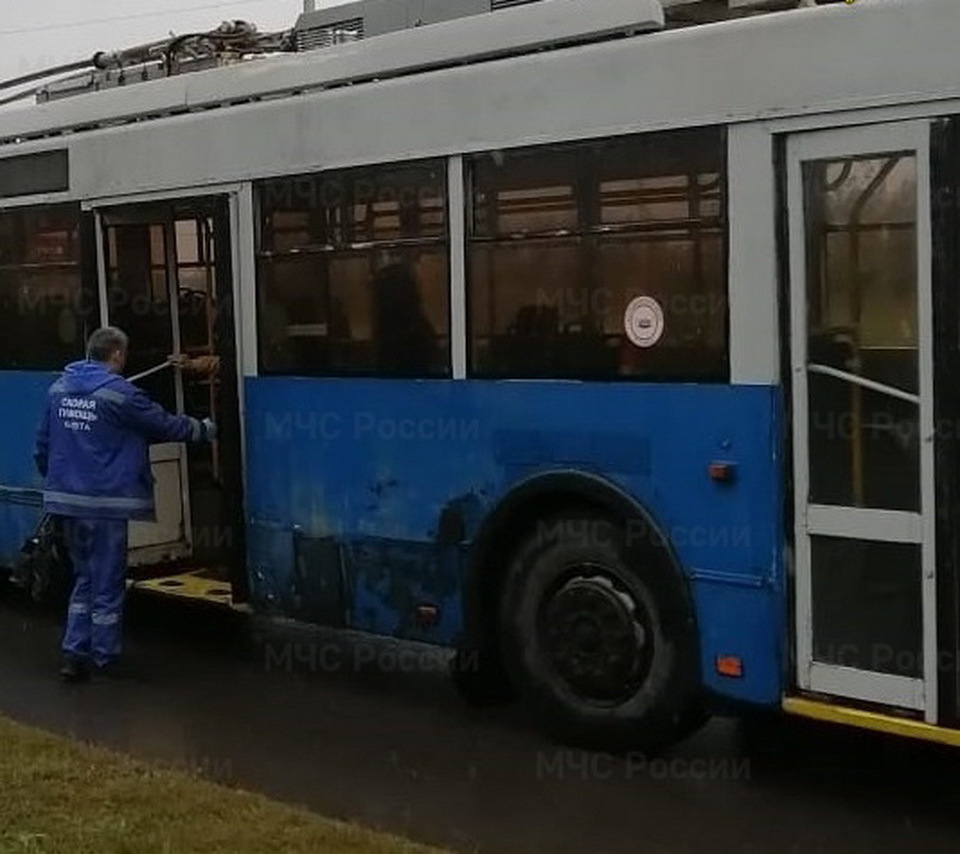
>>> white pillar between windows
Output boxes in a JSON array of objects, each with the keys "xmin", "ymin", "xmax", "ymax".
[{"xmin": 448, "ymin": 155, "xmax": 468, "ymax": 380}]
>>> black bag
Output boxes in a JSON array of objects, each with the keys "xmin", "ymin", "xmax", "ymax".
[{"xmin": 10, "ymin": 513, "xmax": 73, "ymax": 606}]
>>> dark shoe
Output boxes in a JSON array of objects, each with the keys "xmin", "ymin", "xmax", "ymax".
[{"xmin": 59, "ymin": 656, "xmax": 90, "ymax": 683}]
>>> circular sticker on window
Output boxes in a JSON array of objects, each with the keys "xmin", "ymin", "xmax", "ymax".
[{"xmin": 624, "ymin": 296, "xmax": 665, "ymax": 348}]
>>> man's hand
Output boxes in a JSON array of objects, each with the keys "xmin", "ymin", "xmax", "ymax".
[
  {"xmin": 167, "ymin": 354, "xmax": 188, "ymax": 369},
  {"xmin": 201, "ymin": 418, "xmax": 218, "ymax": 442}
]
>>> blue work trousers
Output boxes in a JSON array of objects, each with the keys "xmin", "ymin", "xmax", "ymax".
[{"xmin": 61, "ymin": 517, "xmax": 128, "ymax": 667}]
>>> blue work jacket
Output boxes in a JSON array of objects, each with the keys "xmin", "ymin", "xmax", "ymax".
[{"xmin": 34, "ymin": 360, "xmax": 205, "ymax": 520}]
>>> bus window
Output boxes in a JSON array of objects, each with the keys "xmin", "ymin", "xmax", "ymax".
[
  {"xmin": 467, "ymin": 127, "xmax": 727, "ymax": 380},
  {"xmin": 255, "ymin": 162, "xmax": 450, "ymax": 378},
  {"xmin": 0, "ymin": 204, "xmax": 93, "ymax": 371}
]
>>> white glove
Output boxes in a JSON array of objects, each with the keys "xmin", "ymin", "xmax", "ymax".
[{"xmin": 201, "ymin": 418, "xmax": 218, "ymax": 442}]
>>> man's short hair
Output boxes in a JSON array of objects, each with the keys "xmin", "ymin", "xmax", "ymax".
[{"xmin": 86, "ymin": 327, "xmax": 129, "ymax": 362}]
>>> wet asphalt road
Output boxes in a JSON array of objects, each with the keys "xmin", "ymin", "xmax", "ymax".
[{"xmin": 1, "ymin": 584, "xmax": 959, "ymax": 854}]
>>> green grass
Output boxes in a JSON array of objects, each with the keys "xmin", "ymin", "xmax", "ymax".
[{"xmin": 0, "ymin": 717, "xmax": 447, "ymax": 854}]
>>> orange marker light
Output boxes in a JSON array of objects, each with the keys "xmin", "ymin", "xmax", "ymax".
[{"xmin": 716, "ymin": 655, "xmax": 743, "ymax": 678}]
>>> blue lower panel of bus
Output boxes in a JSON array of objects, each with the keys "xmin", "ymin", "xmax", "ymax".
[
  {"xmin": 245, "ymin": 378, "xmax": 785, "ymax": 707},
  {"xmin": 0, "ymin": 372, "xmax": 56, "ymax": 566}
]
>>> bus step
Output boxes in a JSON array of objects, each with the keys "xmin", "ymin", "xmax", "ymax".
[{"xmin": 127, "ymin": 569, "xmax": 240, "ymax": 610}]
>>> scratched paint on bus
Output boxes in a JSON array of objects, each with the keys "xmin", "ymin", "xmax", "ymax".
[{"xmin": 244, "ymin": 377, "xmax": 784, "ymax": 705}]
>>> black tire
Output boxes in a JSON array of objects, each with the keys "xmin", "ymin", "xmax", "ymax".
[{"xmin": 499, "ymin": 512, "xmax": 701, "ymax": 754}]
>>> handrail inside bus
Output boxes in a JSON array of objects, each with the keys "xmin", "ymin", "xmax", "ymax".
[
  {"xmin": 807, "ymin": 362, "xmax": 919, "ymax": 406},
  {"xmin": 127, "ymin": 361, "xmax": 175, "ymax": 384}
]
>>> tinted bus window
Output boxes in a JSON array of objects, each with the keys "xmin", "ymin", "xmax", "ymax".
[
  {"xmin": 256, "ymin": 162, "xmax": 450, "ymax": 378},
  {"xmin": 468, "ymin": 127, "xmax": 728, "ymax": 380},
  {"xmin": 0, "ymin": 204, "xmax": 93, "ymax": 371}
]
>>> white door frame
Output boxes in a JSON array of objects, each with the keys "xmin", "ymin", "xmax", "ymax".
[
  {"xmin": 91, "ymin": 186, "xmax": 242, "ymax": 567},
  {"xmin": 787, "ymin": 120, "xmax": 937, "ymax": 722}
]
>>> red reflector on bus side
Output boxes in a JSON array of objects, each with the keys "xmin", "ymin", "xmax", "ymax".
[
  {"xmin": 708, "ymin": 462, "xmax": 736, "ymax": 482},
  {"xmin": 416, "ymin": 604, "xmax": 440, "ymax": 628},
  {"xmin": 716, "ymin": 656, "xmax": 743, "ymax": 678}
]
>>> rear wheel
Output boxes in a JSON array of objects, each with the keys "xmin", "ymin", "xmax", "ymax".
[{"xmin": 499, "ymin": 513, "xmax": 703, "ymax": 753}]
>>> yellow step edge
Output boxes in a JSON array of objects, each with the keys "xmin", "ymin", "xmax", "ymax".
[
  {"xmin": 130, "ymin": 571, "xmax": 234, "ymax": 606},
  {"xmin": 783, "ymin": 696, "xmax": 960, "ymax": 748}
]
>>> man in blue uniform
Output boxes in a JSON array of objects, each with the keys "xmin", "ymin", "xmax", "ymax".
[{"xmin": 34, "ymin": 327, "xmax": 217, "ymax": 682}]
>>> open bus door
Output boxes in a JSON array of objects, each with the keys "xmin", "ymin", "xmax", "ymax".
[{"xmin": 91, "ymin": 196, "xmax": 247, "ymax": 605}]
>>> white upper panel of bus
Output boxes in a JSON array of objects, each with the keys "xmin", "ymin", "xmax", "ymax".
[{"xmin": 1, "ymin": 0, "xmax": 958, "ymax": 202}]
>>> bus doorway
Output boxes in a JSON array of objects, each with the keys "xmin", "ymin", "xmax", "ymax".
[
  {"xmin": 786, "ymin": 121, "xmax": 938, "ymax": 722},
  {"xmin": 95, "ymin": 195, "xmax": 246, "ymax": 608}
]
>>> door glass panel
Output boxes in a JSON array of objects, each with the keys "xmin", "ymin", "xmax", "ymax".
[
  {"xmin": 175, "ymin": 217, "xmax": 216, "ymax": 417},
  {"xmin": 803, "ymin": 154, "xmax": 919, "ymax": 511},
  {"xmin": 811, "ymin": 536, "xmax": 922, "ymax": 678},
  {"xmin": 106, "ymin": 223, "xmax": 177, "ymax": 412}
]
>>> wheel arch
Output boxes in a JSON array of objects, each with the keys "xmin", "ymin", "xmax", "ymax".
[{"xmin": 461, "ymin": 470, "xmax": 699, "ymax": 671}]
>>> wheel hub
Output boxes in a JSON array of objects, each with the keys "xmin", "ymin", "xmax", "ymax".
[{"xmin": 541, "ymin": 573, "xmax": 650, "ymax": 703}]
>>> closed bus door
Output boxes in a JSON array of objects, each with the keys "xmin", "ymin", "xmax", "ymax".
[{"xmin": 787, "ymin": 121, "xmax": 937, "ymax": 721}]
